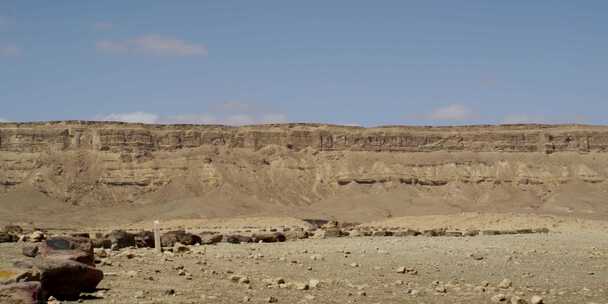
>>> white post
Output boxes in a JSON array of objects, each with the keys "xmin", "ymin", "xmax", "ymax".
[{"xmin": 154, "ymin": 220, "xmax": 162, "ymax": 253}]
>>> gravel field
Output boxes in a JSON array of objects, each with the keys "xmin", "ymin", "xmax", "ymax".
[{"xmin": 3, "ymin": 231, "xmax": 607, "ymax": 304}]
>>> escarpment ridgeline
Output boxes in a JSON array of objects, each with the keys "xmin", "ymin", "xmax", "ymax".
[
  {"xmin": 2, "ymin": 121, "xmax": 608, "ymax": 225},
  {"xmin": 1, "ymin": 121, "xmax": 607, "ymax": 153}
]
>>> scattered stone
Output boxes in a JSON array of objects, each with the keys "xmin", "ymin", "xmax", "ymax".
[
  {"xmin": 266, "ymin": 296, "xmax": 278, "ymax": 303},
  {"xmin": 293, "ymin": 282, "xmax": 309, "ymax": 290},
  {"xmin": 530, "ymin": 295, "xmax": 543, "ymax": 304},
  {"xmin": 498, "ymin": 278, "xmax": 512, "ymax": 289},
  {"xmin": 511, "ymin": 295, "xmax": 527, "ymax": 304},
  {"xmin": 22, "ymin": 244, "xmax": 39, "ymax": 258},
  {"xmin": 174, "ymin": 242, "xmax": 190, "ymax": 254},
  {"xmin": 29, "ymin": 231, "xmax": 46, "ymax": 243},
  {"xmin": 308, "ymin": 279, "xmax": 320, "ymax": 289},
  {"xmin": 491, "ymin": 293, "xmax": 507, "ymax": 302},
  {"xmin": 163, "ymin": 289, "xmax": 176, "ymax": 296},
  {"xmin": 470, "ymin": 253, "xmax": 485, "ymax": 260}
]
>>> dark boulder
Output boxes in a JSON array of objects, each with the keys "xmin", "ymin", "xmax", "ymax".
[
  {"xmin": 22, "ymin": 244, "xmax": 39, "ymax": 258},
  {"xmin": 70, "ymin": 233, "xmax": 90, "ymax": 239},
  {"xmin": 200, "ymin": 234, "xmax": 223, "ymax": 245},
  {"xmin": 134, "ymin": 230, "xmax": 155, "ymax": 248},
  {"xmin": 481, "ymin": 230, "xmax": 502, "ymax": 236},
  {"xmin": 3, "ymin": 225, "xmax": 23, "ymax": 235},
  {"xmin": 0, "ymin": 231, "xmax": 18, "ymax": 243},
  {"xmin": 0, "ymin": 281, "xmax": 43, "ymax": 304},
  {"xmin": 464, "ymin": 230, "xmax": 480, "ymax": 237},
  {"xmin": 105, "ymin": 230, "xmax": 135, "ymax": 249},
  {"xmin": 37, "ymin": 236, "xmax": 95, "ymax": 266},
  {"xmin": 445, "ymin": 231, "xmax": 463, "ymax": 237},
  {"xmin": 91, "ymin": 238, "xmax": 112, "ymax": 249},
  {"xmin": 252, "ymin": 232, "xmax": 286, "ymax": 243},
  {"xmin": 533, "ymin": 227, "xmax": 550, "ymax": 233},
  {"xmin": 161, "ymin": 230, "xmax": 202, "ymax": 247},
  {"xmin": 423, "ymin": 228, "xmax": 446, "ymax": 237},
  {"xmin": 34, "ymin": 258, "xmax": 103, "ymax": 301},
  {"xmin": 223, "ymin": 235, "xmax": 252, "ymax": 244}
]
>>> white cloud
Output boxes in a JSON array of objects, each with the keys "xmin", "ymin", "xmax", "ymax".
[
  {"xmin": 0, "ymin": 118, "xmax": 9, "ymax": 122},
  {"xmin": 96, "ymin": 34, "xmax": 207, "ymax": 56},
  {"xmin": 96, "ymin": 102, "xmax": 289, "ymax": 126},
  {"xmin": 0, "ymin": 44, "xmax": 20, "ymax": 56},
  {"xmin": 94, "ymin": 22, "xmax": 113, "ymax": 31},
  {"xmin": 98, "ymin": 112, "xmax": 160, "ymax": 124},
  {"xmin": 427, "ymin": 104, "xmax": 475, "ymax": 121}
]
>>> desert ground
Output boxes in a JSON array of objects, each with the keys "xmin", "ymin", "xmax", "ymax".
[{"xmin": 2, "ymin": 214, "xmax": 608, "ymax": 304}]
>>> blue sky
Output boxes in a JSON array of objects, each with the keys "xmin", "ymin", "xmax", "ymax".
[{"xmin": 0, "ymin": 1, "xmax": 606, "ymax": 126}]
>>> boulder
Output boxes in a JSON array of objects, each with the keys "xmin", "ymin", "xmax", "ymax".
[
  {"xmin": 37, "ymin": 236, "xmax": 95, "ymax": 266},
  {"xmin": 283, "ymin": 230, "xmax": 309, "ymax": 240},
  {"xmin": 482, "ymin": 230, "xmax": 502, "ymax": 236},
  {"xmin": 91, "ymin": 238, "xmax": 112, "ymax": 249},
  {"xmin": 200, "ymin": 234, "xmax": 223, "ymax": 245},
  {"xmin": 134, "ymin": 231, "xmax": 155, "ymax": 248},
  {"xmin": 445, "ymin": 231, "xmax": 463, "ymax": 237},
  {"xmin": 34, "ymin": 258, "xmax": 103, "ymax": 301},
  {"xmin": 252, "ymin": 232, "xmax": 287, "ymax": 243},
  {"xmin": 160, "ymin": 230, "xmax": 202, "ymax": 247},
  {"xmin": 223, "ymin": 235, "xmax": 253, "ymax": 244},
  {"xmin": 464, "ymin": 230, "xmax": 480, "ymax": 237},
  {"xmin": 22, "ymin": 245, "xmax": 39, "ymax": 258},
  {"xmin": 3, "ymin": 225, "xmax": 23, "ymax": 235},
  {"xmin": 0, "ymin": 282, "xmax": 43, "ymax": 304},
  {"xmin": 105, "ymin": 230, "xmax": 136, "ymax": 249},
  {"xmin": 28, "ymin": 231, "xmax": 45, "ymax": 243},
  {"xmin": 422, "ymin": 228, "xmax": 446, "ymax": 237},
  {"xmin": 70, "ymin": 233, "xmax": 90, "ymax": 239},
  {"xmin": 0, "ymin": 232, "xmax": 18, "ymax": 243},
  {"xmin": 371, "ymin": 230, "xmax": 389, "ymax": 237}
]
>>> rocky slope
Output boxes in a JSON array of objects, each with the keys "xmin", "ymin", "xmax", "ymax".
[{"xmin": 1, "ymin": 121, "xmax": 608, "ymax": 225}]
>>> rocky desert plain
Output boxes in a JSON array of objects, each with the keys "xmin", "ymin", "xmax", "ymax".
[{"xmin": 1, "ymin": 121, "xmax": 608, "ymax": 304}]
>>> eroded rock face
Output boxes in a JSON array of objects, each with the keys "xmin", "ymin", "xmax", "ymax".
[{"xmin": 3, "ymin": 122, "xmax": 608, "ymax": 221}]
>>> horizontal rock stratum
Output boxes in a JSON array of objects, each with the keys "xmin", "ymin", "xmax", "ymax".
[
  {"xmin": 1, "ymin": 121, "xmax": 608, "ymax": 226},
  {"xmin": 1, "ymin": 121, "xmax": 608, "ymax": 153}
]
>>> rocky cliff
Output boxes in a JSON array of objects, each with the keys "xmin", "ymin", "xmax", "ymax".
[{"xmin": 1, "ymin": 121, "xmax": 608, "ymax": 224}]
